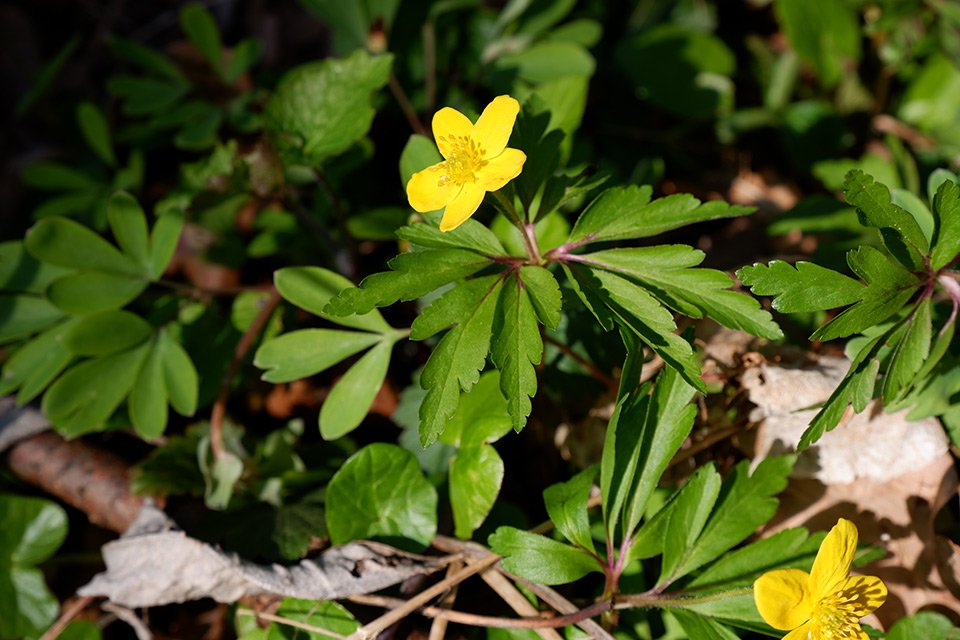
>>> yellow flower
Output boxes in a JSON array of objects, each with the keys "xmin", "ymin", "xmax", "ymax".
[
  {"xmin": 754, "ymin": 519, "xmax": 887, "ymax": 640},
  {"xmin": 406, "ymin": 95, "xmax": 526, "ymax": 232}
]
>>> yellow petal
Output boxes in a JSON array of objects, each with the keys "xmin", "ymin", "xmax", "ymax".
[
  {"xmin": 473, "ymin": 95, "xmax": 520, "ymax": 159},
  {"xmin": 836, "ymin": 575, "xmax": 887, "ymax": 616},
  {"xmin": 433, "ymin": 107, "xmax": 474, "ymax": 160},
  {"xmin": 783, "ymin": 621, "xmax": 816, "ymax": 640},
  {"xmin": 440, "ymin": 182, "xmax": 485, "ymax": 231},
  {"xmin": 407, "ymin": 162, "xmax": 458, "ymax": 212},
  {"xmin": 810, "ymin": 519, "xmax": 858, "ymax": 598},
  {"xmin": 754, "ymin": 569, "xmax": 814, "ymax": 631},
  {"xmin": 476, "ymin": 148, "xmax": 526, "ymax": 192}
]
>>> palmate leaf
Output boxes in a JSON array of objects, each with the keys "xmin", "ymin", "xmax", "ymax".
[
  {"xmin": 736, "ymin": 260, "xmax": 865, "ymax": 313},
  {"xmin": 584, "ymin": 246, "xmax": 782, "ymax": 340},
  {"xmin": 397, "ymin": 212, "xmax": 506, "ymax": 258}
]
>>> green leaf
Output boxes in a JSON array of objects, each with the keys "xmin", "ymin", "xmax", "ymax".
[
  {"xmin": 129, "ymin": 339, "xmax": 167, "ymax": 439},
  {"xmin": 201, "ymin": 447, "xmax": 244, "ymax": 510},
  {"xmin": 180, "ymin": 3, "xmax": 223, "ymax": 73},
  {"xmin": 491, "ymin": 273, "xmax": 542, "ymax": 431},
  {"xmin": 109, "ymin": 36, "xmax": 185, "ymax": 81},
  {"xmin": 107, "ymin": 192, "xmax": 150, "ymax": 269},
  {"xmin": 660, "ymin": 465, "xmax": 723, "ymax": 584},
  {"xmin": 586, "ymin": 247, "xmax": 782, "ymax": 340},
  {"xmin": 26, "ymin": 216, "xmax": 144, "ymax": 276},
  {"xmin": 325, "ymin": 443, "xmax": 437, "ymax": 549},
  {"xmin": 450, "ymin": 445, "xmax": 504, "ymax": 539},
  {"xmin": 689, "ymin": 527, "xmax": 814, "ymax": 589},
  {"xmin": 59, "ymin": 621, "xmax": 103, "ymax": 640},
  {"xmin": 882, "ymin": 297, "xmax": 932, "ymax": 403},
  {"xmin": 77, "ymin": 102, "xmax": 116, "ymax": 167},
  {"xmin": 843, "ymin": 169, "xmax": 929, "ymax": 270},
  {"xmin": 543, "ymin": 465, "xmax": 597, "ymax": 553},
  {"xmin": 496, "ymin": 40, "xmax": 595, "ymax": 84},
  {"xmin": 132, "ymin": 428, "xmax": 206, "ymax": 497},
  {"xmin": 148, "ymin": 213, "xmax": 184, "ymax": 280},
  {"xmin": 670, "ymin": 609, "xmax": 743, "ymax": 640},
  {"xmin": 887, "ymin": 612, "xmax": 960, "ymax": 640},
  {"xmin": 0, "ymin": 568, "xmax": 59, "ymax": 640},
  {"xmin": 399, "ymin": 133, "xmax": 442, "ymax": 187},
  {"xmin": 255, "ymin": 329, "xmax": 381, "ymax": 383},
  {"xmin": 0, "ymin": 241, "xmax": 72, "ymax": 294},
  {"xmin": 320, "ymin": 338, "xmax": 394, "ymax": 439},
  {"xmin": 325, "ymin": 249, "xmax": 490, "ymax": 316},
  {"xmin": 439, "ymin": 370, "xmax": 513, "ymax": 448},
  {"xmin": 0, "ymin": 321, "xmax": 75, "ymax": 403},
  {"xmin": 275, "ymin": 266, "xmax": 392, "ymax": 333},
  {"xmin": 520, "ymin": 266, "xmax": 562, "ymax": 330},
  {"xmin": 397, "ymin": 214, "xmax": 507, "ymax": 258},
  {"xmin": 569, "ymin": 186, "xmax": 752, "ymax": 244},
  {"xmin": 0, "ymin": 295, "xmax": 65, "ymax": 343},
  {"xmin": 267, "ymin": 599, "xmax": 360, "ymax": 640},
  {"xmin": 264, "ymin": 50, "xmax": 393, "ymax": 166},
  {"xmin": 107, "ymin": 75, "xmax": 189, "ymax": 116},
  {"xmin": 42, "ymin": 344, "xmax": 149, "ymax": 436},
  {"xmin": 62, "ymin": 310, "xmax": 152, "ymax": 356},
  {"xmin": 0, "ymin": 494, "xmax": 68, "ymax": 565},
  {"xmin": 931, "ymin": 179, "xmax": 960, "ymax": 271},
  {"xmin": 159, "ymin": 330, "xmax": 198, "ymax": 416},
  {"xmin": 588, "ymin": 267, "xmax": 704, "ymax": 391},
  {"xmin": 670, "ymin": 457, "xmax": 793, "ymax": 580},
  {"xmin": 773, "ymin": 0, "xmax": 860, "ymax": 89},
  {"xmin": 21, "ymin": 162, "xmax": 99, "ymax": 192},
  {"xmin": 411, "ymin": 275, "xmax": 500, "ymax": 341},
  {"xmin": 488, "ymin": 527, "xmax": 602, "ymax": 585},
  {"xmin": 47, "ymin": 271, "xmax": 148, "ymax": 315},
  {"xmin": 419, "ymin": 279, "xmax": 503, "ymax": 446},
  {"xmin": 737, "ymin": 260, "xmax": 866, "ymax": 313}
]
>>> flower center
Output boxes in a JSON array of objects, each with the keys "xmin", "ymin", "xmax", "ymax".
[
  {"xmin": 437, "ymin": 134, "xmax": 487, "ymax": 186},
  {"xmin": 809, "ymin": 596, "xmax": 863, "ymax": 639}
]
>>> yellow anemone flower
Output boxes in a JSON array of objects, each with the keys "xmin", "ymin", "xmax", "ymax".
[
  {"xmin": 754, "ymin": 519, "xmax": 887, "ymax": 640},
  {"xmin": 406, "ymin": 95, "xmax": 526, "ymax": 232}
]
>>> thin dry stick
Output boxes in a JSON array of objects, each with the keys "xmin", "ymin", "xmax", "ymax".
[
  {"xmin": 236, "ymin": 609, "xmax": 348, "ymax": 639},
  {"xmin": 505, "ymin": 572, "xmax": 616, "ymax": 640},
  {"xmin": 473, "ymin": 561, "xmax": 564, "ymax": 640},
  {"xmin": 422, "ymin": 21, "xmax": 436, "ymax": 113},
  {"xmin": 209, "ymin": 287, "xmax": 283, "ymax": 459},
  {"xmin": 428, "ymin": 560, "xmax": 462, "ymax": 640},
  {"xmin": 39, "ymin": 596, "xmax": 95, "ymax": 640},
  {"xmin": 348, "ymin": 593, "xmax": 612, "ymax": 630},
  {"xmin": 543, "ymin": 335, "xmax": 618, "ymax": 392},
  {"xmin": 388, "ymin": 74, "xmax": 428, "ymax": 136},
  {"xmin": 345, "ymin": 553, "xmax": 499, "ymax": 640}
]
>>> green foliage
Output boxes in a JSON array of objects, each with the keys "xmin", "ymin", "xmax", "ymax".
[{"xmin": 0, "ymin": 495, "xmax": 68, "ymax": 640}]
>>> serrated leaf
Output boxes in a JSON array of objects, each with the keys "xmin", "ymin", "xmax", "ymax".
[
  {"xmin": 148, "ymin": 213, "xmax": 184, "ymax": 280},
  {"xmin": 26, "ymin": 216, "xmax": 144, "ymax": 276},
  {"xmin": 488, "ymin": 527, "xmax": 602, "ymax": 585},
  {"xmin": 660, "ymin": 465, "xmax": 722, "ymax": 583},
  {"xmin": 325, "ymin": 443, "xmax": 437, "ymax": 549},
  {"xmin": 158, "ymin": 330, "xmax": 198, "ymax": 416},
  {"xmin": 561, "ymin": 263, "xmax": 614, "ymax": 330},
  {"xmin": 419, "ymin": 278, "xmax": 502, "ymax": 446},
  {"xmin": 62, "ymin": 310, "xmax": 152, "ymax": 356},
  {"xmin": 670, "ymin": 610, "xmax": 742, "ymax": 640},
  {"xmin": 586, "ymin": 247, "xmax": 782, "ymax": 339},
  {"xmin": 411, "ymin": 275, "xmax": 500, "ymax": 341},
  {"xmin": 325, "ymin": 249, "xmax": 491, "ymax": 316},
  {"xmin": 811, "ymin": 245, "xmax": 919, "ymax": 342},
  {"xmin": 491, "ymin": 273, "xmax": 542, "ymax": 431},
  {"xmin": 520, "ymin": 266, "xmax": 562, "ymax": 330},
  {"xmin": 107, "ymin": 191, "xmax": 150, "ymax": 269},
  {"xmin": 588, "ymin": 267, "xmax": 704, "ymax": 391},
  {"xmin": 129, "ymin": 339, "xmax": 168, "ymax": 439},
  {"xmin": 47, "ymin": 271, "xmax": 148, "ymax": 315},
  {"xmin": 0, "ymin": 295, "xmax": 65, "ymax": 343},
  {"xmin": 275, "ymin": 266, "xmax": 391, "ymax": 333},
  {"xmin": 569, "ymin": 186, "xmax": 753, "ymax": 244},
  {"xmin": 543, "ymin": 465, "xmax": 597, "ymax": 552},
  {"xmin": 882, "ymin": 297, "xmax": 932, "ymax": 403},
  {"xmin": 397, "ymin": 214, "xmax": 507, "ymax": 258},
  {"xmin": 319, "ymin": 338, "xmax": 394, "ymax": 439},
  {"xmin": 737, "ymin": 260, "xmax": 865, "ymax": 313},
  {"xmin": 439, "ymin": 370, "xmax": 513, "ymax": 448},
  {"xmin": 42, "ymin": 344, "xmax": 149, "ymax": 436},
  {"xmin": 450, "ymin": 444, "xmax": 504, "ymax": 539},
  {"xmin": 77, "ymin": 102, "xmax": 116, "ymax": 167},
  {"xmin": 0, "ymin": 321, "xmax": 74, "ymax": 403},
  {"xmin": 255, "ymin": 329, "xmax": 381, "ymax": 383},
  {"xmin": 843, "ymin": 169, "xmax": 929, "ymax": 270},
  {"xmin": 689, "ymin": 527, "xmax": 813, "ymax": 589},
  {"xmin": 931, "ymin": 179, "xmax": 960, "ymax": 270},
  {"xmin": 264, "ymin": 50, "xmax": 392, "ymax": 166},
  {"xmin": 669, "ymin": 457, "xmax": 793, "ymax": 580}
]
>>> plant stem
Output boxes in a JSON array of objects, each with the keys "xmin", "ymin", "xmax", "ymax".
[
  {"xmin": 423, "ymin": 21, "xmax": 436, "ymax": 113},
  {"xmin": 492, "ymin": 190, "xmax": 541, "ymax": 263},
  {"xmin": 615, "ymin": 587, "xmax": 754, "ymax": 609},
  {"xmin": 388, "ymin": 74, "xmax": 428, "ymax": 136},
  {"xmin": 543, "ymin": 335, "xmax": 617, "ymax": 392}
]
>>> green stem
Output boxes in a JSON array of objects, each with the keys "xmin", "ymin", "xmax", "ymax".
[
  {"xmin": 491, "ymin": 190, "xmax": 541, "ymax": 264},
  {"xmin": 615, "ymin": 587, "xmax": 753, "ymax": 610}
]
